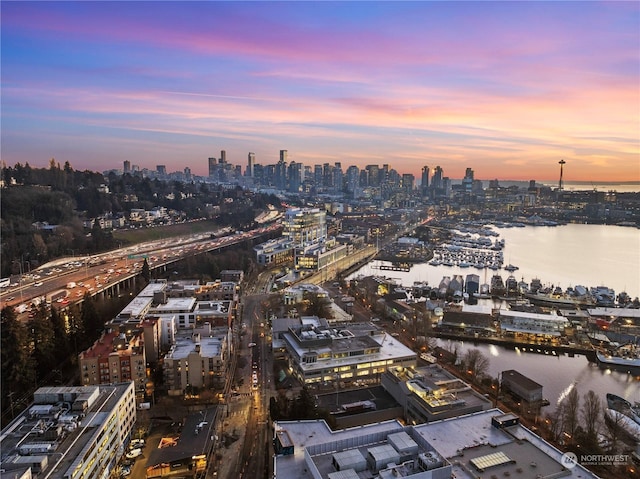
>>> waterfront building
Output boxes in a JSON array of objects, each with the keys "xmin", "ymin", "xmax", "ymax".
[
  {"xmin": 498, "ymin": 310, "xmax": 569, "ymax": 339},
  {"xmin": 437, "ymin": 304, "xmax": 495, "ymax": 335},
  {"xmin": 279, "ymin": 318, "xmax": 416, "ymax": 386},
  {"xmin": 78, "ymin": 327, "xmax": 147, "ymax": 395},
  {"xmin": 273, "ymin": 408, "xmax": 598, "ymax": 479},
  {"xmin": 500, "ymin": 370, "xmax": 544, "ymax": 404},
  {"xmin": 163, "ymin": 323, "xmax": 231, "ymax": 394},
  {"xmin": 381, "ymin": 364, "xmax": 492, "ymax": 424},
  {"xmin": 0, "ymin": 383, "xmax": 137, "ymax": 479},
  {"xmin": 295, "ymin": 239, "xmax": 349, "ymax": 272}
]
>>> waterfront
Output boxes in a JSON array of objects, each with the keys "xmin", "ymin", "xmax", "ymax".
[
  {"xmin": 436, "ymin": 339, "xmax": 639, "ymax": 410},
  {"xmin": 347, "ymin": 223, "xmax": 640, "ymax": 410},
  {"xmin": 350, "ymin": 223, "xmax": 640, "ymax": 303}
]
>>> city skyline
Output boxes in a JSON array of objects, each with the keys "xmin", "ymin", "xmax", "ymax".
[{"xmin": 1, "ymin": 2, "xmax": 638, "ymax": 182}]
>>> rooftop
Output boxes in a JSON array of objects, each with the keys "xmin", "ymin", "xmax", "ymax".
[
  {"xmin": 146, "ymin": 407, "xmax": 217, "ymax": 467},
  {"xmin": 0, "ymin": 383, "xmax": 135, "ymax": 479}
]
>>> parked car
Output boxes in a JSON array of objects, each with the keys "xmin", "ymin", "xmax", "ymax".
[
  {"xmin": 125, "ymin": 448, "xmax": 142, "ymax": 459},
  {"xmin": 130, "ymin": 439, "xmax": 145, "ymax": 449}
]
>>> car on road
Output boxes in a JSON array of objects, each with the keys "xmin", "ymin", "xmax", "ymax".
[
  {"xmin": 125, "ymin": 448, "xmax": 142, "ymax": 459},
  {"xmin": 248, "ymin": 342, "xmax": 256, "ymax": 348},
  {"xmin": 33, "ymin": 282, "xmax": 43, "ymax": 287}
]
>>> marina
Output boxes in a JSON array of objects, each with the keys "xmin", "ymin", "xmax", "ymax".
[{"xmin": 348, "ymin": 223, "xmax": 640, "ymax": 412}]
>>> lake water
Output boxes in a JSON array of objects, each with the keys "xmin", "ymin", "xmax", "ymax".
[
  {"xmin": 435, "ymin": 339, "xmax": 639, "ymax": 410},
  {"xmin": 347, "ymin": 224, "xmax": 640, "ymax": 409}
]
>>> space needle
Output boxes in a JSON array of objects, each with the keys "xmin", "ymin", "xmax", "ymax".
[{"xmin": 558, "ymin": 159, "xmax": 566, "ymax": 190}]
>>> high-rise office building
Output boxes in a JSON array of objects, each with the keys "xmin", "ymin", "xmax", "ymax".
[
  {"xmin": 314, "ymin": 165, "xmax": 323, "ymax": 190},
  {"xmin": 123, "ymin": 160, "xmax": 131, "ymax": 173},
  {"xmin": 247, "ymin": 152, "xmax": 255, "ymax": 177},
  {"xmin": 346, "ymin": 165, "xmax": 360, "ymax": 197},
  {"xmin": 402, "ymin": 173, "xmax": 414, "ymax": 193},
  {"xmin": 157, "ymin": 165, "xmax": 167, "ymax": 176},
  {"xmin": 220, "ymin": 150, "xmax": 227, "ymax": 164},
  {"xmin": 275, "ymin": 152, "xmax": 287, "ymax": 190},
  {"xmin": 462, "ymin": 167, "xmax": 474, "ymax": 192},
  {"xmin": 288, "ymin": 161, "xmax": 302, "ymax": 193},
  {"xmin": 432, "ymin": 166, "xmax": 443, "ymax": 190},
  {"xmin": 366, "ymin": 165, "xmax": 380, "ymax": 186},
  {"xmin": 208, "ymin": 157, "xmax": 217, "ymax": 177},
  {"xmin": 332, "ymin": 162, "xmax": 343, "ymax": 193},
  {"xmin": 421, "ymin": 166, "xmax": 430, "ymax": 196}
]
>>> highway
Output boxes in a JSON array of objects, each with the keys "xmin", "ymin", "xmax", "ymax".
[{"xmin": 0, "ymin": 224, "xmax": 281, "ymax": 316}]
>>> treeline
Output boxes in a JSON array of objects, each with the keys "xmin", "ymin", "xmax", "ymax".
[
  {"xmin": 1, "ymin": 160, "xmax": 280, "ymax": 277},
  {"xmin": 0, "ymin": 292, "xmax": 125, "ymax": 425}
]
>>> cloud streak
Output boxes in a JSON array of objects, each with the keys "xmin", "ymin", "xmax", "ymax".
[{"xmin": 1, "ymin": 2, "xmax": 638, "ymax": 181}]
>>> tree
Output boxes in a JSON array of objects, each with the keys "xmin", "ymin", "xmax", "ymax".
[
  {"xmin": 561, "ymin": 387, "xmax": 580, "ymax": 443},
  {"xmin": 1, "ymin": 306, "xmax": 36, "ymax": 411},
  {"xmin": 141, "ymin": 258, "xmax": 150, "ymax": 283},
  {"xmin": 304, "ymin": 292, "xmax": 333, "ymax": 319},
  {"xmin": 80, "ymin": 294, "xmax": 102, "ymax": 348},
  {"xmin": 29, "ymin": 303, "xmax": 56, "ymax": 379},
  {"xmin": 50, "ymin": 307, "xmax": 71, "ymax": 358},
  {"xmin": 462, "ymin": 348, "xmax": 490, "ymax": 383},
  {"xmin": 581, "ymin": 390, "xmax": 602, "ymax": 441},
  {"xmin": 291, "ymin": 386, "xmax": 317, "ymax": 419}
]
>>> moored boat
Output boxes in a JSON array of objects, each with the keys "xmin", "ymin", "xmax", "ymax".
[{"xmin": 597, "ymin": 344, "xmax": 640, "ymax": 371}]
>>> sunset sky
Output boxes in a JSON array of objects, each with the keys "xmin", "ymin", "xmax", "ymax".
[{"xmin": 2, "ymin": 1, "xmax": 638, "ymax": 182}]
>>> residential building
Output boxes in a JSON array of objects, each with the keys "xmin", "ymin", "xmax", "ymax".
[
  {"xmin": 78, "ymin": 328, "xmax": 147, "ymax": 396},
  {"xmin": 163, "ymin": 324, "xmax": 231, "ymax": 394},
  {"xmin": 0, "ymin": 383, "xmax": 137, "ymax": 479}
]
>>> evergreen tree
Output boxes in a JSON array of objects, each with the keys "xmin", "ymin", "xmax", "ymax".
[
  {"xmin": 80, "ymin": 294, "xmax": 103, "ymax": 348},
  {"xmin": 29, "ymin": 303, "xmax": 56, "ymax": 379},
  {"xmin": 141, "ymin": 258, "xmax": 150, "ymax": 283},
  {"xmin": 50, "ymin": 307, "xmax": 71, "ymax": 357},
  {"xmin": 1, "ymin": 306, "xmax": 36, "ymax": 408}
]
